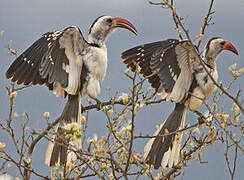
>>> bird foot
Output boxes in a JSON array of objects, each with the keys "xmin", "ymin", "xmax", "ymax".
[
  {"xmin": 195, "ymin": 111, "xmax": 205, "ymax": 125},
  {"xmin": 89, "ymin": 96, "xmax": 103, "ymax": 111}
]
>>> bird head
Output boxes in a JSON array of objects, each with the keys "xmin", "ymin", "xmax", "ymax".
[
  {"xmin": 203, "ymin": 37, "xmax": 238, "ymax": 62},
  {"xmin": 88, "ymin": 16, "xmax": 137, "ymax": 45}
]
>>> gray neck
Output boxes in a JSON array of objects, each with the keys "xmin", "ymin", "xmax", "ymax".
[
  {"xmin": 202, "ymin": 56, "xmax": 217, "ymax": 69},
  {"xmin": 202, "ymin": 47, "xmax": 221, "ymax": 69},
  {"xmin": 88, "ymin": 29, "xmax": 107, "ymax": 46}
]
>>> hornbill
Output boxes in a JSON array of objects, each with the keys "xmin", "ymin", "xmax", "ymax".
[
  {"xmin": 121, "ymin": 37, "xmax": 238, "ymax": 169},
  {"xmin": 5, "ymin": 16, "xmax": 137, "ymax": 166}
]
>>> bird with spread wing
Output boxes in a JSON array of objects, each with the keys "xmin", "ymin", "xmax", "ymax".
[
  {"xmin": 6, "ymin": 15, "xmax": 137, "ymax": 167},
  {"xmin": 121, "ymin": 37, "xmax": 238, "ymax": 169}
]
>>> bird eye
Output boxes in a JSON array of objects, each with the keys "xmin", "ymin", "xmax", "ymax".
[
  {"xmin": 106, "ymin": 18, "xmax": 113, "ymax": 23},
  {"xmin": 220, "ymin": 41, "xmax": 225, "ymax": 46}
]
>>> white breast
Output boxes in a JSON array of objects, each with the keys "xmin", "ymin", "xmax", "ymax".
[
  {"xmin": 188, "ymin": 67, "xmax": 218, "ymax": 111},
  {"xmin": 197, "ymin": 67, "xmax": 218, "ymax": 99},
  {"xmin": 84, "ymin": 46, "xmax": 108, "ymax": 82},
  {"xmin": 83, "ymin": 45, "xmax": 108, "ymax": 98}
]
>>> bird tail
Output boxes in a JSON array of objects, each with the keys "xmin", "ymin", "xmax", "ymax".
[
  {"xmin": 45, "ymin": 94, "xmax": 82, "ymax": 167},
  {"xmin": 143, "ymin": 103, "xmax": 186, "ymax": 169}
]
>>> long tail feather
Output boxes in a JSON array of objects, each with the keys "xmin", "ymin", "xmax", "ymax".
[
  {"xmin": 143, "ymin": 103, "xmax": 186, "ymax": 169},
  {"xmin": 45, "ymin": 94, "xmax": 82, "ymax": 166}
]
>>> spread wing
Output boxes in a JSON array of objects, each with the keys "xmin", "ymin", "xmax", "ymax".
[
  {"xmin": 121, "ymin": 39, "xmax": 199, "ymax": 103},
  {"xmin": 6, "ymin": 26, "xmax": 89, "ymax": 97}
]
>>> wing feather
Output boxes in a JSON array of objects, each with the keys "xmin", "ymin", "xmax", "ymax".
[
  {"xmin": 121, "ymin": 39, "xmax": 200, "ymax": 103},
  {"xmin": 6, "ymin": 26, "xmax": 89, "ymax": 97}
]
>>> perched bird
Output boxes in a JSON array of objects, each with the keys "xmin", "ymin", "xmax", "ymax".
[
  {"xmin": 121, "ymin": 37, "xmax": 238, "ymax": 169},
  {"xmin": 6, "ymin": 16, "xmax": 137, "ymax": 166}
]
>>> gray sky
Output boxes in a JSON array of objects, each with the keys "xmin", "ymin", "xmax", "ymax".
[{"xmin": 1, "ymin": 0, "xmax": 244, "ymax": 179}]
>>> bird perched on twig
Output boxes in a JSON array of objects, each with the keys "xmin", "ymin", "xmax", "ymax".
[
  {"xmin": 121, "ymin": 37, "xmax": 238, "ymax": 169},
  {"xmin": 5, "ymin": 15, "xmax": 137, "ymax": 167}
]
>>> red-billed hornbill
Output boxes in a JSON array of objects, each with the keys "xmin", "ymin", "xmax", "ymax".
[
  {"xmin": 121, "ymin": 37, "xmax": 238, "ymax": 169},
  {"xmin": 5, "ymin": 16, "xmax": 137, "ymax": 166}
]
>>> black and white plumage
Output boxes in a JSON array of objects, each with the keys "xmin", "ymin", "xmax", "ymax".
[
  {"xmin": 6, "ymin": 16, "xmax": 137, "ymax": 166},
  {"xmin": 121, "ymin": 37, "xmax": 238, "ymax": 169}
]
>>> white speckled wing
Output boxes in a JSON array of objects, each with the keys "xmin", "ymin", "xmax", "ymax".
[
  {"xmin": 122, "ymin": 40, "xmax": 201, "ymax": 104},
  {"xmin": 6, "ymin": 26, "xmax": 90, "ymax": 98}
]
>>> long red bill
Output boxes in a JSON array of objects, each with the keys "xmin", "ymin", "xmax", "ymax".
[
  {"xmin": 113, "ymin": 17, "xmax": 137, "ymax": 35},
  {"xmin": 224, "ymin": 41, "xmax": 238, "ymax": 55}
]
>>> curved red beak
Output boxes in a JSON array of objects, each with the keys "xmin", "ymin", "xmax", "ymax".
[
  {"xmin": 113, "ymin": 17, "xmax": 137, "ymax": 35},
  {"xmin": 224, "ymin": 41, "xmax": 238, "ymax": 55}
]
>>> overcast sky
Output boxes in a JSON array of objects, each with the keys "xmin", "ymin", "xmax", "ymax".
[{"xmin": 0, "ymin": 0, "xmax": 244, "ymax": 179}]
